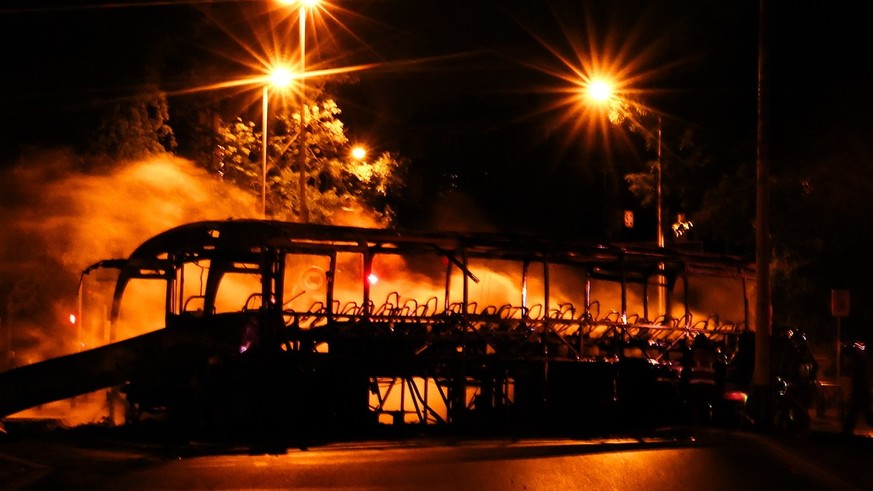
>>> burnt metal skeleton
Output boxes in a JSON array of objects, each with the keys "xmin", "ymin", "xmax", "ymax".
[{"xmin": 1, "ymin": 220, "xmax": 765, "ymax": 437}]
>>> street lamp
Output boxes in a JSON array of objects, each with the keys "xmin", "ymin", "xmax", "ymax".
[
  {"xmin": 584, "ymin": 77, "xmax": 666, "ymax": 317},
  {"xmin": 262, "ymin": 67, "xmax": 293, "ymax": 218},
  {"xmin": 584, "ymin": 78, "xmax": 664, "ymax": 248},
  {"xmin": 586, "ymin": 79, "xmax": 614, "ymax": 104},
  {"xmin": 351, "ymin": 145, "xmax": 367, "ymax": 161},
  {"xmin": 280, "ymin": 0, "xmax": 320, "ymax": 223}
]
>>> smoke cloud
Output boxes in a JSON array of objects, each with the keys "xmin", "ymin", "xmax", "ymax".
[{"xmin": 0, "ymin": 148, "xmax": 258, "ymax": 366}]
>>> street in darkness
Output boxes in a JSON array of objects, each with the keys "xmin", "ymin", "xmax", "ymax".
[{"xmin": 3, "ymin": 426, "xmax": 873, "ymax": 490}]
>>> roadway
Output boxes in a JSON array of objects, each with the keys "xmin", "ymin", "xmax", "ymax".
[{"xmin": 2, "ymin": 422, "xmax": 873, "ymax": 490}]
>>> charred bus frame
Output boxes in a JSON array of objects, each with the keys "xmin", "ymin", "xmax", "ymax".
[
  {"xmin": 0, "ymin": 220, "xmax": 754, "ymax": 435},
  {"xmin": 103, "ymin": 220, "xmax": 752, "ymax": 431}
]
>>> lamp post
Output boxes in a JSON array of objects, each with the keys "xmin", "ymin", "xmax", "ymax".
[
  {"xmin": 654, "ymin": 115, "xmax": 666, "ymax": 319},
  {"xmin": 262, "ymin": 67, "xmax": 293, "ymax": 218},
  {"xmin": 585, "ymin": 78, "xmax": 664, "ymax": 248},
  {"xmin": 262, "ymin": 85, "xmax": 269, "ymax": 218},
  {"xmin": 280, "ymin": 0, "xmax": 319, "ymax": 223},
  {"xmin": 655, "ymin": 115, "xmax": 663, "ymax": 249},
  {"xmin": 585, "ymin": 78, "xmax": 666, "ymax": 316}
]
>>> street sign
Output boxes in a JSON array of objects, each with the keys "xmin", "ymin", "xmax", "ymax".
[{"xmin": 831, "ymin": 289, "xmax": 850, "ymax": 318}]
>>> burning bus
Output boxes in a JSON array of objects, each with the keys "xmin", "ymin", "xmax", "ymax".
[{"xmin": 0, "ymin": 219, "xmax": 791, "ymax": 438}]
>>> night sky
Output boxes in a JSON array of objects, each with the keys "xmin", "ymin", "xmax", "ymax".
[{"xmin": 0, "ymin": 1, "xmax": 871, "ymax": 240}]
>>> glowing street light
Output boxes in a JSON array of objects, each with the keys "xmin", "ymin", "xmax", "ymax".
[
  {"xmin": 279, "ymin": 0, "xmax": 319, "ymax": 6},
  {"xmin": 262, "ymin": 66, "xmax": 294, "ymax": 218},
  {"xmin": 270, "ymin": 66, "xmax": 294, "ymax": 88},
  {"xmin": 586, "ymin": 78, "xmax": 615, "ymax": 104},
  {"xmin": 351, "ymin": 145, "xmax": 367, "ymax": 161}
]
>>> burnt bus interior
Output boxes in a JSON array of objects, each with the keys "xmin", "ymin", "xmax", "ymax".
[{"xmin": 0, "ymin": 220, "xmax": 754, "ymax": 437}]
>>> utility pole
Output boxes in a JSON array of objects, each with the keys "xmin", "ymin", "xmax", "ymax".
[
  {"xmin": 656, "ymin": 116, "xmax": 666, "ymax": 317},
  {"xmin": 751, "ymin": 0, "xmax": 772, "ymax": 425},
  {"xmin": 297, "ymin": 6, "xmax": 310, "ymax": 223}
]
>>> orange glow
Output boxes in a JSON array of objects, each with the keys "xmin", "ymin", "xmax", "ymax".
[
  {"xmin": 586, "ymin": 78, "xmax": 614, "ymax": 103},
  {"xmin": 69, "ymin": 313, "xmax": 77, "ymax": 325},
  {"xmin": 369, "ymin": 377, "xmax": 451, "ymax": 424},
  {"xmin": 351, "ymin": 145, "xmax": 367, "ymax": 161},
  {"xmin": 279, "ymin": 0, "xmax": 320, "ymax": 6},
  {"xmin": 9, "ymin": 389, "xmax": 122, "ymax": 427},
  {"xmin": 269, "ymin": 66, "xmax": 294, "ymax": 88}
]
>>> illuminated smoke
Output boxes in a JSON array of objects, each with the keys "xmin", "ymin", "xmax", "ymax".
[
  {"xmin": 331, "ymin": 197, "xmax": 389, "ymax": 229},
  {"xmin": 0, "ymin": 148, "xmax": 258, "ymax": 365},
  {"xmin": 4, "ymin": 149, "xmax": 258, "ymax": 269}
]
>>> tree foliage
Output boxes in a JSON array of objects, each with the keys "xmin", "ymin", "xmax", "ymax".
[
  {"xmin": 626, "ymin": 117, "xmax": 873, "ymax": 343},
  {"xmin": 215, "ymin": 118, "xmax": 258, "ymax": 191},
  {"xmin": 214, "ymin": 98, "xmax": 407, "ymax": 225},
  {"xmin": 89, "ymin": 88, "xmax": 176, "ymax": 160}
]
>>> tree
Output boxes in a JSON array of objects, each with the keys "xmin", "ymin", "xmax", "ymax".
[
  {"xmin": 621, "ymin": 117, "xmax": 758, "ymax": 255},
  {"xmin": 343, "ymin": 149, "xmax": 408, "ymax": 223},
  {"xmin": 89, "ymin": 88, "xmax": 176, "ymax": 160},
  {"xmin": 215, "ymin": 118, "xmax": 259, "ymax": 191},
  {"xmin": 214, "ymin": 97, "xmax": 408, "ymax": 226},
  {"xmin": 627, "ymin": 117, "xmax": 869, "ymax": 346}
]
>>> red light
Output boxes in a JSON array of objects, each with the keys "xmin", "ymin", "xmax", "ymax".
[
  {"xmin": 367, "ymin": 273, "xmax": 379, "ymax": 285},
  {"xmin": 723, "ymin": 391, "xmax": 748, "ymax": 403},
  {"xmin": 69, "ymin": 313, "xmax": 77, "ymax": 325}
]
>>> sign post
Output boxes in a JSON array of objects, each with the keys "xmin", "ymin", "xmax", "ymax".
[{"xmin": 831, "ymin": 289, "xmax": 850, "ymax": 381}]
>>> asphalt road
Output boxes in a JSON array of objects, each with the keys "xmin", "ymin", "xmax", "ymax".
[{"xmin": 2, "ymin": 424, "xmax": 873, "ymax": 491}]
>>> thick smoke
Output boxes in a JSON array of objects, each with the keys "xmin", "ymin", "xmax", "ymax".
[{"xmin": 0, "ymin": 149, "xmax": 258, "ymax": 367}]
